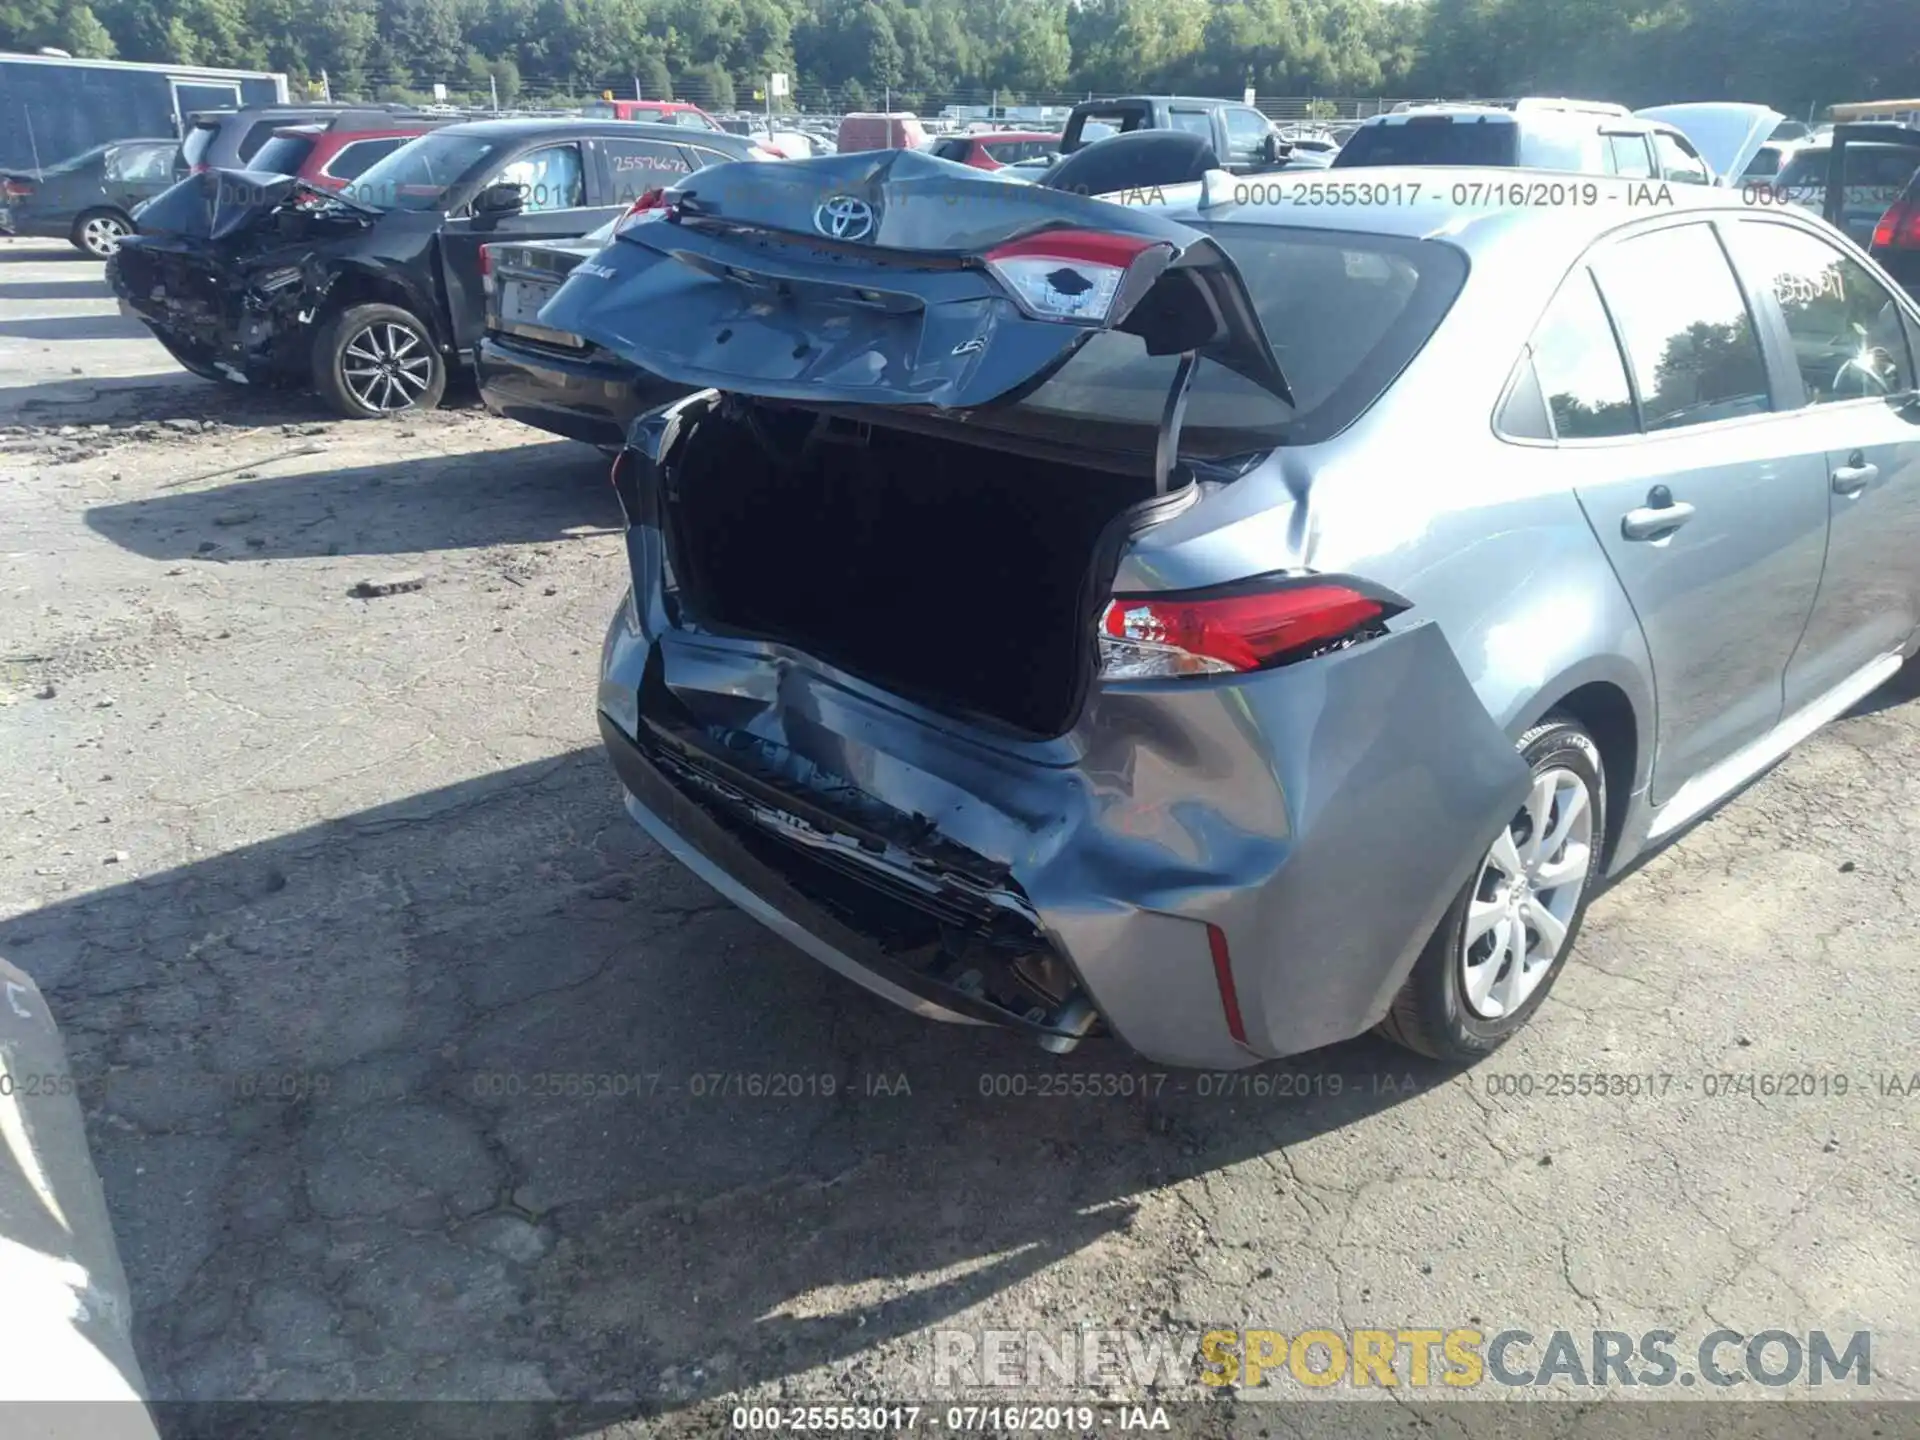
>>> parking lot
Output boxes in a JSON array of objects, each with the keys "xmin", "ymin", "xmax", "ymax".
[{"xmin": 3, "ymin": 231, "xmax": 1918, "ymax": 1423}]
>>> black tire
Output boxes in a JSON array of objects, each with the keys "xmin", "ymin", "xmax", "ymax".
[
  {"xmin": 71, "ymin": 209, "xmax": 132, "ymax": 258},
  {"xmin": 313, "ymin": 302, "xmax": 446, "ymax": 419},
  {"xmin": 1377, "ymin": 715, "xmax": 1606, "ymax": 1062}
]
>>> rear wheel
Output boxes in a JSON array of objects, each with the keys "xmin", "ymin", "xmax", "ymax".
[
  {"xmin": 314, "ymin": 303, "xmax": 446, "ymax": 419},
  {"xmin": 72, "ymin": 209, "xmax": 131, "ymax": 258},
  {"xmin": 1378, "ymin": 716, "xmax": 1605, "ymax": 1061}
]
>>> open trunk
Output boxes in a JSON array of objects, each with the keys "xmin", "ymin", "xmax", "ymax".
[{"xmin": 666, "ymin": 404, "xmax": 1157, "ymax": 737}]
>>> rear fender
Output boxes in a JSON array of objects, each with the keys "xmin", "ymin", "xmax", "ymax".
[{"xmin": 626, "ymin": 611, "xmax": 1527, "ymax": 1067}]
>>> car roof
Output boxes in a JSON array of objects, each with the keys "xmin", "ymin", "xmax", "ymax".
[
  {"xmin": 1078, "ymin": 96, "xmax": 1239, "ymax": 108},
  {"xmin": 431, "ymin": 117, "xmax": 745, "ymax": 144}
]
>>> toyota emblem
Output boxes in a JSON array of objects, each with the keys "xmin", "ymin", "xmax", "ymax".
[{"xmin": 813, "ymin": 194, "xmax": 876, "ymax": 241}]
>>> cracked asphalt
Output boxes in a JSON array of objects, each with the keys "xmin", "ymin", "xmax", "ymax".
[{"xmin": 2, "ymin": 236, "xmax": 1917, "ymax": 1428}]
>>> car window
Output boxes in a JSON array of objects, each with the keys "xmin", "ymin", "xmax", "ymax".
[
  {"xmin": 107, "ymin": 143, "xmax": 176, "ymax": 183},
  {"xmin": 983, "ymin": 139, "xmax": 1051, "ymax": 164},
  {"xmin": 494, "ymin": 144, "xmax": 586, "ymax": 212},
  {"xmin": 247, "ymin": 134, "xmax": 315, "ymax": 177},
  {"xmin": 1651, "ymin": 130, "xmax": 1711, "ymax": 185},
  {"xmin": 673, "ymin": 113, "xmax": 716, "ymax": 130},
  {"xmin": 1605, "ymin": 133, "xmax": 1655, "ymax": 178},
  {"xmin": 1773, "ymin": 149, "xmax": 1826, "ymax": 190},
  {"xmin": 1001, "ymin": 225, "xmax": 1466, "ymax": 453},
  {"xmin": 1742, "ymin": 145, "xmax": 1785, "ymax": 179},
  {"xmin": 238, "ymin": 119, "xmax": 287, "ymax": 163},
  {"xmin": 1168, "ymin": 109, "xmax": 1215, "ymax": 140},
  {"xmin": 1224, "ymin": 108, "xmax": 1273, "ymax": 165},
  {"xmin": 1592, "ymin": 223, "xmax": 1771, "ymax": 430},
  {"xmin": 343, "ymin": 133, "xmax": 498, "ymax": 211},
  {"xmin": 601, "ymin": 137, "xmax": 697, "ymax": 203},
  {"xmin": 1529, "ymin": 270, "xmax": 1638, "ymax": 439},
  {"xmin": 1334, "ymin": 117, "xmax": 1519, "ymax": 168},
  {"xmin": 682, "ymin": 145, "xmax": 738, "ymax": 169},
  {"xmin": 1844, "ymin": 145, "xmax": 1920, "ymax": 209},
  {"xmin": 933, "ymin": 137, "xmax": 973, "ymax": 162},
  {"xmin": 1518, "ymin": 115, "xmax": 1606, "ymax": 173},
  {"xmin": 1725, "ymin": 220, "xmax": 1915, "ymax": 402},
  {"xmin": 327, "ymin": 137, "xmax": 408, "ymax": 181}
]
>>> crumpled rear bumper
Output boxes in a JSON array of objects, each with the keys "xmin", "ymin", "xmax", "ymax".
[{"xmin": 599, "ymin": 603, "xmax": 1529, "ymax": 1070}]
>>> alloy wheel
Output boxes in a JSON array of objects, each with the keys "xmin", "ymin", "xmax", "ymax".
[
  {"xmin": 1458, "ymin": 765, "xmax": 1595, "ymax": 1020},
  {"xmin": 82, "ymin": 214, "xmax": 129, "ymax": 256},
  {"xmin": 340, "ymin": 322, "xmax": 434, "ymax": 413}
]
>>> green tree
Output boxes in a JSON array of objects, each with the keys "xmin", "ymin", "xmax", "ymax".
[{"xmin": 56, "ymin": 0, "xmax": 113, "ymax": 54}]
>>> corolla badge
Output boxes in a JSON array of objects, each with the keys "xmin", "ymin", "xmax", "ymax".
[{"xmin": 813, "ymin": 195, "xmax": 875, "ymax": 241}]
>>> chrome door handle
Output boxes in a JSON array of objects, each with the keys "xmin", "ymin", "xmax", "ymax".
[
  {"xmin": 1621, "ymin": 501, "xmax": 1696, "ymax": 540},
  {"xmin": 1831, "ymin": 462, "xmax": 1878, "ymax": 495}
]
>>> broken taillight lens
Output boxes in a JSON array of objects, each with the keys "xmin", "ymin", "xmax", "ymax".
[
  {"xmin": 1871, "ymin": 198, "xmax": 1920, "ymax": 250},
  {"xmin": 1, "ymin": 178, "xmax": 31, "ymax": 200},
  {"xmin": 613, "ymin": 187, "xmax": 672, "ymax": 237},
  {"xmin": 984, "ymin": 229, "xmax": 1167, "ymax": 324},
  {"xmin": 1098, "ymin": 576, "xmax": 1408, "ymax": 679}
]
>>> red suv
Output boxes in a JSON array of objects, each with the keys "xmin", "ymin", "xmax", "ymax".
[
  {"xmin": 248, "ymin": 112, "xmax": 453, "ymax": 189},
  {"xmin": 929, "ymin": 131, "xmax": 1063, "ymax": 170},
  {"xmin": 582, "ymin": 99, "xmax": 724, "ymax": 132}
]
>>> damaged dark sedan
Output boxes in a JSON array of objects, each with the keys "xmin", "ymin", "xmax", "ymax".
[
  {"xmin": 550, "ymin": 150, "xmax": 1920, "ymax": 1069},
  {"xmin": 108, "ymin": 118, "xmax": 771, "ymax": 418}
]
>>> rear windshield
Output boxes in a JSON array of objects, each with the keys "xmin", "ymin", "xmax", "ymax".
[
  {"xmin": 249, "ymin": 134, "xmax": 315, "ymax": 176},
  {"xmin": 1335, "ymin": 118, "xmax": 1519, "ymax": 168},
  {"xmin": 995, "ymin": 225, "xmax": 1467, "ymax": 453},
  {"xmin": 181, "ymin": 123, "xmax": 219, "ymax": 168},
  {"xmin": 340, "ymin": 133, "xmax": 495, "ymax": 211}
]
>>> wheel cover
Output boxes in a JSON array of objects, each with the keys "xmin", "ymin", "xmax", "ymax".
[
  {"xmin": 1458, "ymin": 764, "xmax": 1595, "ymax": 1020},
  {"xmin": 83, "ymin": 216, "xmax": 127, "ymax": 254},
  {"xmin": 340, "ymin": 321, "xmax": 434, "ymax": 413}
]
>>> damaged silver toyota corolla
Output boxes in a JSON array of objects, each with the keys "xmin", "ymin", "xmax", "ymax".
[{"xmin": 545, "ymin": 149, "xmax": 1920, "ymax": 1069}]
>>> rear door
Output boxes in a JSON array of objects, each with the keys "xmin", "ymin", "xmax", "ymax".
[
  {"xmin": 1722, "ymin": 216, "xmax": 1920, "ymax": 710},
  {"xmin": 1546, "ymin": 219, "xmax": 1830, "ymax": 801},
  {"xmin": 594, "ymin": 135, "xmax": 700, "ymax": 207},
  {"xmin": 437, "ymin": 138, "xmax": 614, "ymax": 350}
]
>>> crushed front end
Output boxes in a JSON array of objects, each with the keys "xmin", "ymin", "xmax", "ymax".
[{"xmin": 109, "ymin": 170, "xmax": 372, "ymax": 385}]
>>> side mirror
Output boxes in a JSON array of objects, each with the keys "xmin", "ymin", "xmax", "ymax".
[{"xmin": 474, "ymin": 181, "xmax": 523, "ymax": 216}]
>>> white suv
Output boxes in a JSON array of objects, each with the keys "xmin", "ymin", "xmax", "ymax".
[{"xmin": 1333, "ymin": 99, "xmax": 1716, "ymax": 182}]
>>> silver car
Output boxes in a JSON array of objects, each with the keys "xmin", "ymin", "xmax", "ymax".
[{"xmin": 544, "ymin": 152, "xmax": 1920, "ymax": 1069}]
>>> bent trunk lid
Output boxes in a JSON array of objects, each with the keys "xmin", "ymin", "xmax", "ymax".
[{"xmin": 537, "ymin": 147, "xmax": 1290, "ymax": 415}]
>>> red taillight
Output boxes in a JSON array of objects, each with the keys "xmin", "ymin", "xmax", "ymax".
[
  {"xmin": 1098, "ymin": 577, "xmax": 1404, "ymax": 678},
  {"xmin": 2, "ymin": 178, "xmax": 31, "ymax": 199},
  {"xmin": 613, "ymin": 187, "xmax": 671, "ymax": 237},
  {"xmin": 478, "ymin": 245, "xmax": 493, "ymax": 277},
  {"xmin": 1872, "ymin": 199, "xmax": 1920, "ymax": 250},
  {"xmin": 1205, "ymin": 923, "xmax": 1250, "ymax": 1049},
  {"xmin": 983, "ymin": 229, "xmax": 1166, "ymax": 324}
]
